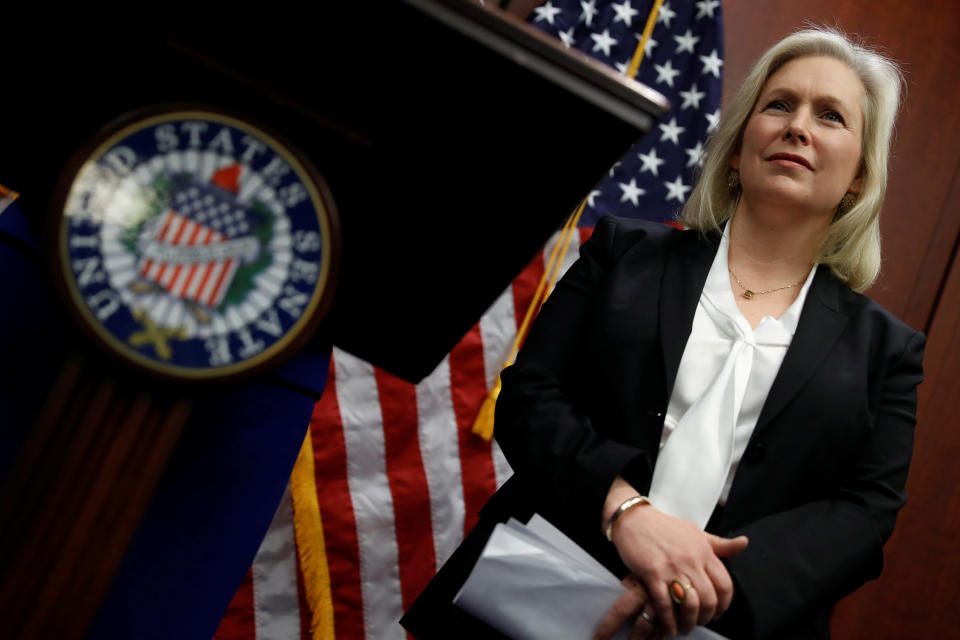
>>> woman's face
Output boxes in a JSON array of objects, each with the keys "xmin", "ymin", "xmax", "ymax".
[{"xmin": 732, "ymin": 55, "xmax": 865, "ymax": 220}]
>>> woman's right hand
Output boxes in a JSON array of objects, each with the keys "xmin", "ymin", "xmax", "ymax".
[
  {"xmin": 603, "ymin": 481, "xmax": 748, "ymax": 637},
  {"xmin": 593, "ymin": 573, "xmax": 658, "ymax": 640}
]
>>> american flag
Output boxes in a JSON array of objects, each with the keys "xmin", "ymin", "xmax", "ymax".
[{"xmin": 215, "ymin": 2, "xmax": 722, "ymax": 638}]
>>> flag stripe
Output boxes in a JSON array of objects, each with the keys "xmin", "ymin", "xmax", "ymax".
[
  {"xmin": 197, "ymin": 259, "xmax": 226, "ymax": 305},
  {"xmin": 251, "ymin": 486, "xmax": 302, "ymax": 640},
  {"xmin": 183, "ymin": 228, "xmax": 218, "ymax": 300},
  {"xmin": 140, "ymin": 210, "xmax": 174, "ymax": 277},
  {"xmin": 448, "ymin": 325, "xmax": 499, "ymax": 536},
  {"xmin": 551, "ymin": 226, "xmax": 584, "ymax": 285},
  {"xmin": 415, "ymin": 357, "xmax": 467, "ymax": 570},
  {"xmin": 477, "ymin": 289, "xmax": 517, "ymax": 489},
  {"xmin": 512, "ymin": 248, "xmax": 546, "ymax": 337},
  {"xmin": 489, "ymin": 441, "xmax": 512, "ymax": 492},
  {"xmin": 169, "ymin": 260, "xmax": 192, "ymax": 297},
  {"xmin": 160, "ymin": 217, "xmax": 193, "ymax": 291},
  {"xmin": 580, "ymin": 226, "xmax": 594, "ymax": 246},
  {"xmin": 208, "ymin": 257, "xmax": 238, "ymax": 307},
  {"xmin": 333, "ymin": 350, "xmax": 406, "ymax": 640},
  {"xmin": 374, "ymin": 368, "xmax": 438, "ymax": 615},
  {"xmin": 311, "ymin": 358, "xmax": 366, "ymax": 640},
  {"xmin": 154, "ymin": 212, "xmax": 185, "ymax": 285},
  {"xmin": 161, "ymin": 215, "xmax": 192, "ymax": 289},
  {"xmin": 478, "ymin": 288, "xmax": 515, "ymax": 393},
  {"xmin": 168, "ymin": 220, "xmax": 203, "ymax": 295}
]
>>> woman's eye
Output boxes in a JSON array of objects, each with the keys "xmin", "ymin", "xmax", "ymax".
[
  {"xmin": 823, "ymin": 111, "xmax": 846, "ymax": 124},
  {"xmin": 764, "ymin": 100, "xmax": 788, "ymax": 111}
]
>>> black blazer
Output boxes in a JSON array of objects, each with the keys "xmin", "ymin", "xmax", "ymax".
[{"xmin": 402, "ymin": 216, "xmax": 925, "ymax": 639}]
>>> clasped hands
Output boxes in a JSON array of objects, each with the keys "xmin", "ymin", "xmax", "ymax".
[{"xmin": 594, "ymin": 480, "xmax": 748, "ymax": 640}]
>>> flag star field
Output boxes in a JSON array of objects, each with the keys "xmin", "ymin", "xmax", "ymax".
[{"xmin": 531, "ymin": 0, "xmax": 724, "ymax": 226}]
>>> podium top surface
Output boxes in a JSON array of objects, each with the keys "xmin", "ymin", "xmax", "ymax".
[{"xmin": 408, "ymin": 0, "xmax": 669, "ymax": 131}]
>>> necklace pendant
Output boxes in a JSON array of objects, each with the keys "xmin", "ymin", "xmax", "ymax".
[{"xmin": 743, "ymin": 290, "xmax": 755, "ymax": 300}]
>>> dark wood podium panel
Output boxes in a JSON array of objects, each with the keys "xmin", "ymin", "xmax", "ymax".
[{"xmin": 2, "ymin": 1, "xmax": 667, "ymax": 383}]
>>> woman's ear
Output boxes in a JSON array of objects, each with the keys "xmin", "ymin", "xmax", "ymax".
[
  {"xmin": 730, "ymin": 153, "xmax": 740, "ymax": 171},
  {"xmin": 847, "ymin": 163, "xmax": 864, "ymax": 195}
]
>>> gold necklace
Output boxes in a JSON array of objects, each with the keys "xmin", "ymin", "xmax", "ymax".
[{"xmin": 728, "ymin": 267, "xmax": 806, "ymax": 300}]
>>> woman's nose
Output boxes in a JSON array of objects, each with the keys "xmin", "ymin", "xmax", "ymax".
[
  {"xmin": 783, "ymin": 112, "xmax": 811, "ymax": 144},
  {"xmin": 784, "ymin": 127, "xmax": 807, "ymax": 144}
]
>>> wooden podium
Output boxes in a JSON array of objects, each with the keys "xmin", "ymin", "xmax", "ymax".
[{"xmin": 0, "ymin": 2, "xmax": 667, "ymax": 637}]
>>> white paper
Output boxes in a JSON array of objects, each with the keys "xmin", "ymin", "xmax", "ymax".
[{"xmin": 453, "ymin": 514, "xmax": 729, "ymax": 640}]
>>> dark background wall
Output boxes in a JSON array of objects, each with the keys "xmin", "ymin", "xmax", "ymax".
[
  {"xmin": 723, "ymin": 3, "xmax": 960, "ymax": 637},
  {"xmin": 505, "ymin": 1, "xmax": 960, "ymax": 636}
]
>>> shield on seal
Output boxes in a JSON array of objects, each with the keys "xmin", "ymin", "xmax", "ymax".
[{"xmin": 137, "ymin": 165, "xmax": 259, "ymax": 310}]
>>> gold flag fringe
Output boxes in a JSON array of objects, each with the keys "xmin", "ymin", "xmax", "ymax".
[{"xmin": 290, "ymin": 431, "xmax": 335, "ymax": 640}]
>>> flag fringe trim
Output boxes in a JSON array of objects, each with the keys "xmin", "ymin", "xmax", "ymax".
[{"xmin": 291, "ymin": 431, "xmax": 336, "ymax": 640}]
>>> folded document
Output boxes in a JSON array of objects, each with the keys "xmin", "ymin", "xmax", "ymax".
[{"xmin": 453, "ymin": 514, "xmax": 729, "ymax": 640}]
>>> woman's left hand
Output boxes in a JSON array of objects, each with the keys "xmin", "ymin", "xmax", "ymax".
[
  {"xmin": 601, "ymin": 477, "xmax": 746, "ymax": 635},
  {"xmin": 593, "ymin": 574, "xmax": 659, "ymax": 640}
]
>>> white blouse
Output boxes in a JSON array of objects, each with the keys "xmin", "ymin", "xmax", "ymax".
[{"xmin": 647, "ymin": 228, "xmax": 817, "ymax": 526}]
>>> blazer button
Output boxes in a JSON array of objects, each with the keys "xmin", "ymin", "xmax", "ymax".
[{"xmin": 743, "ymin": 442, "xmax": 766, "ymax": 463}]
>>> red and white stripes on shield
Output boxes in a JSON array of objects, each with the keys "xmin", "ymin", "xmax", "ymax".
[{"xmin": 139, "ymin": 210, "xmax": 239, "ymax": 308}]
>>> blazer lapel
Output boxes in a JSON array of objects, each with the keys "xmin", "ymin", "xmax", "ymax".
[
  {"xmin": 659, "ymin": 229, "xmax": 718, "ymax": 397},
  {"xmin": 657, "ymin": 230, "xmax": 850, "ymax": 433},
  {"xmin": 753, "ymin": 268, "xmax": 849, "ymax": 434}
]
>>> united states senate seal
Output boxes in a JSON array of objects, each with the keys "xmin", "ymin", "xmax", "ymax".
[{"xmin": 53, "ymin": 109, "xmax": 340, "ymax": 381}]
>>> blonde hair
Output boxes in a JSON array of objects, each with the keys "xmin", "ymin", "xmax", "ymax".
[{"xmin": 679, "ymin": 26, "xmax": 904, "ymax": 291}]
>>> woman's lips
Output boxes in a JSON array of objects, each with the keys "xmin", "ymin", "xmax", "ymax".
[{"xmin": 767, "ymin": 153, "xmax": 813, "ymax": 170}]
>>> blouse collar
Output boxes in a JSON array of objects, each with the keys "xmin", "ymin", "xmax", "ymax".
[{"xmin": 701, "ymin": 224, "xmax": 818, "ymax": 338}]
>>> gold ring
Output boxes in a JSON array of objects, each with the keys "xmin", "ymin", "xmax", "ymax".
[{"xmin": 669, "ymin": 579, "xmax": 693, "ymax": 605}]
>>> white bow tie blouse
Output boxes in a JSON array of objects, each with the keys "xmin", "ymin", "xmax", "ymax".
[{"xmin": 648, "ymin": 228, "xmax": 817, "ymax": 527}]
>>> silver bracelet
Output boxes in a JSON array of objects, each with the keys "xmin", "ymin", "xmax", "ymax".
[{"xmin": 604, "ymin": 495, "xmax": 651, "ymax": 542}]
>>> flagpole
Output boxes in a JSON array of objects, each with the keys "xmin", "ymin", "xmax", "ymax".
[{"xmin": 626, "ymin": 0, "xmax": 665, "ymax": 80}]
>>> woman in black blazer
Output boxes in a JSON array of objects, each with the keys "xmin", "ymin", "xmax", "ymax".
[{"xmin": 402, "ymin": 26, "xmax": 923, "ymax": 640}]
